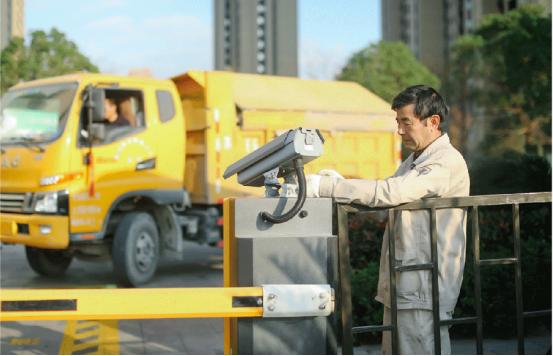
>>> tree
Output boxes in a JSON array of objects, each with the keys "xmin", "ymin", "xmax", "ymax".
[
  {"xmin": 446, "ymin": 5, "xmax": 551, "ymax": 157},
  {"xmin": 0, "ymin": 37, "xmax": 28, "ymax": 94},
  {"xmin": 336, "ymin": 41, "xmax": 440, "ymax": 103},
  {"xmin": 1, "ymin": 28, "xmax": 99, "ymax": 94}
]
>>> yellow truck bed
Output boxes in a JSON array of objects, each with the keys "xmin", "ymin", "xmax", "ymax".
[{"xmin": 172, "ymin": 71, "xmax": 400, "ymax": 205}]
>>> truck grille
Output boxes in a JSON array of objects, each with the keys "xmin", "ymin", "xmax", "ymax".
[{"xmin": 0, "ymin": 193, "xmax": 33, "ymax": 213}]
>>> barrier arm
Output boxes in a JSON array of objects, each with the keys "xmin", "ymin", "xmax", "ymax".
[
  {"xmin": 0, "ymin": 284, "xmax": 333, "ymax": 322},
  {"xmin": 0, "ymin": 287, "xmax": 264, "ymax": 321}
]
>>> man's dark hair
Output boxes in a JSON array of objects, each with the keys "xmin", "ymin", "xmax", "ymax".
[{"xmin": 391, "ymin": 85, "xmax": 449, "ymax": 124}]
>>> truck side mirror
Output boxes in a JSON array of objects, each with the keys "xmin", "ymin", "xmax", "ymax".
[{"xmin": 84, "ymin": 86, "xmax": 105, "ymax": 123}]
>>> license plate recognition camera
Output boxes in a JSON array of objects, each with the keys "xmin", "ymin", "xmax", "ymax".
[{"xmin": 223, "ymin": 128, "xmax": 324, "ymax": 224}]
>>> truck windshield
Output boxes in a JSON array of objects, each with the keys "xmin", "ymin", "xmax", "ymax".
[{"xmin": 0, "ymin": 82, "xmax": 78, "ymax": 144}]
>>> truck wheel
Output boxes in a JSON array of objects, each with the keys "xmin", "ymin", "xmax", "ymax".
[
  {"xmin": 25, "ymin": 247, "xmax": 73, "ymax": 277},
  {"xmin": 112, "ymin": 212, "xmax": 160, "ymax": 286}
]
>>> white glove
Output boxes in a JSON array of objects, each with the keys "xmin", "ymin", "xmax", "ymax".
[
  {"xmin": 305, "ymin": 174, "xmax": 321, "ymax": 198},
  {"xmin": 318, "ymin": 169, "xmax": 344, "ymax": 179}
]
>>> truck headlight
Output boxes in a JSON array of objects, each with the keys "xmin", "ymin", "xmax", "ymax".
[
  {"xmin": 34, "ymin": 192, "xmax": 58, "ymax": 213},
  {"xmin": 33, "ymin": 191, "xmax": 69, "ymax": 214}
]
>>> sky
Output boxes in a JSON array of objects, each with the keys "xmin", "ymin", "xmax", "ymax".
[{"xmin": 25, "ymin": 0, "xmax": 381, "ymax": 80}]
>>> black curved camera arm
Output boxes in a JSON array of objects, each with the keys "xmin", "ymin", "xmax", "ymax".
[{"xmin": 260, "ymin": 158, "xmax": 306, "ymax": 224}]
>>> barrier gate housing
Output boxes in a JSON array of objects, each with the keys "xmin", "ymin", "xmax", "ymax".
[{"xmin": 224, "ymin": 197, "xmax": 338, "ymax": 354}]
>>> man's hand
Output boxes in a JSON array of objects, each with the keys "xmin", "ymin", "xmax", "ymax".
[
  {"xmin": 306, "ymin": 174, "xmax": 322, "ymax": 197},
  {"xmin": 282, "ymin": 169, "xmax": 344, "ymax": 198},
  {"xmin": 305, "ymin": 170, "xmax": 345, "ymax": 198}
]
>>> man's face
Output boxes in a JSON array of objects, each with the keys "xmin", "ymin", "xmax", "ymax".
[
  {"xmin": 394, "ymin": 104, "xmax": 437, "ymax": 152},
  {"xmin": 103, "ymin": 99, "xmax": 117, "ymax": 122}
]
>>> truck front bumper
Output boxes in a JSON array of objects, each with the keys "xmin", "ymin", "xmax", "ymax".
[{"xmin": 0, "ymin": 213, "xmax": 69, "ymax": 249}]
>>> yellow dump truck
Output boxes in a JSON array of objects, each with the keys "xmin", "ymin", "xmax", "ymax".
[{"xmin": 0, "ymin": 70, "xmax": 400, "ymax": 285}]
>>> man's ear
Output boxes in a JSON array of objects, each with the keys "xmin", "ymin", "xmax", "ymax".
[{"xmin": 429, "ymin": 115, "xmax": 441, "ymax": 129}]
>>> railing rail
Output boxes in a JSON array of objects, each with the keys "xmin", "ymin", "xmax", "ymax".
[{"xmin": 336, "ymin": 192, "xmax": 551, "ymax": 355}]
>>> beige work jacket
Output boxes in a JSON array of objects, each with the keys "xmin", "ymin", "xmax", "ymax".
[{"xmin": 319, "ymin": 134, "xmax": 470, "ymax": 312}]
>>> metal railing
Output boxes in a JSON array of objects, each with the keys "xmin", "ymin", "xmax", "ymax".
[{"xmin": 336, "ymin": 192, "xmax": 552, "ymax": 355}]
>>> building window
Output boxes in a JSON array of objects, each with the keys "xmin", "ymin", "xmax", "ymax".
[
  {"xmin": 223, "ymin": 0, "xmax": 232, "ymax": 66},
  {"xmin": 256, "ymin": 0, "xmax": 267, "ymax": 74}
]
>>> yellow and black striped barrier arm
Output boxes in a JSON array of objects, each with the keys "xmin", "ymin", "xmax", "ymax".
[{"xmin": 0, "ymin": 287, "xmax": 263, "ymax": 321}]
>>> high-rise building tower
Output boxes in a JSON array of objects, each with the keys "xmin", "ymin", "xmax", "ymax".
[
  {"xmin": 214, "ymin": 0, "xmax": 298, "ymax": 76},
  {"xmin": 1, "ymin": 0, "xmax": 25, "ymax": 51},
  {"xmin": 382, "ymin": 0, "xmax": 551, "ymax": 78}
]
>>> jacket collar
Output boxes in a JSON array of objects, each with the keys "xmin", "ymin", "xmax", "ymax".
[{"xmin": 410, "ymin": 133, "xmax": 450, "ymax": 167}]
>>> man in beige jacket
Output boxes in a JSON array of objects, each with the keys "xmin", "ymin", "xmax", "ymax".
[{"xmin": 306, "ymin": 85, "xmax": 470, "ymax": 354}]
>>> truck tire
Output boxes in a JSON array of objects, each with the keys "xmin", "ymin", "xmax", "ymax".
[
  {"xmin": 25, "ymin": 247, "xmax": 73, "ymax": 277},
  {"xmin": 112, "ymin": 212, "xmax": 160, "ymax": 286}
]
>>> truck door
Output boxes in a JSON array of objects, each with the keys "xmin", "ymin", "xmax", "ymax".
[{"xmin": 72, "ymin": 87, "xmax": 153, "ymax": 235}]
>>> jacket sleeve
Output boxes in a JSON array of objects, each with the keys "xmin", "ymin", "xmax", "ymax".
[{"xmin": 319, "ymin": 163, "xmax": 451, "ymax": 207}]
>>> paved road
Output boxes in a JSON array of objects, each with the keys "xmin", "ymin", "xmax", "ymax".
[{"xmin": 0, "ymin": 242, "xmax": 225, "ymax": 355}]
